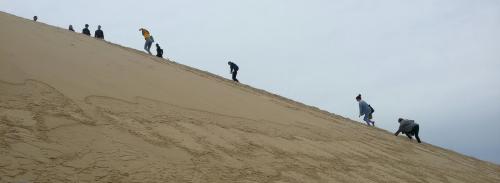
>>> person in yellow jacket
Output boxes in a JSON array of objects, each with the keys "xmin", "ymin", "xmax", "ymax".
[{"xmin": 139, "ymin": 28, "xmax": 154, "ymax": 54}]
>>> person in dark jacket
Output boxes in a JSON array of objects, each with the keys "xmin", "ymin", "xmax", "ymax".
[
  {"xmin": 228, "ymin": 61, "xmax": 239, "ymax": 82},
  {"xmin": 69, "ymin": 25, "xmax": 75, "ymax": 32},
  {"xmin": 156, "ymin": 44, "xmax": 163, "ymax": 58},
  {"xmin": 94, "ymin": 25, "xmax": 104, "ymax": 39},
  {"xmin": 82, "ymin": 24, "xmax": 91, "ymax": 36},
  {"xmin": 394, "ymin": 118, "xmax": 421, "ymax": 143},
  {"xmin": 356, "ymin": 94, "xmax": 375, "ymax": 126}
]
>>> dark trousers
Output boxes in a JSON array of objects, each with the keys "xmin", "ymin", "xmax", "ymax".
[
  {"xmin": 406, "ymin": 125, "xmax": 421, "ymax": 143},
  {"xmin": 232, "ymin": 70, "xmax": 239, "ymax": 82}
]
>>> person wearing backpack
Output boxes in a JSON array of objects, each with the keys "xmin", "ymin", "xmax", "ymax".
[
  {"xmin": 356, "ymin": 94, "xmax": 375, "ymax": 126},
  {"xmin": 394, "ymin": 118, "xmax": 421, "ymax": 143}
]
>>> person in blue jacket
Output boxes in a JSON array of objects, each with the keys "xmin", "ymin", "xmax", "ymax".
[{"xmin": 356, "ymin": 94, "xmax": 375, "ymax": 126}]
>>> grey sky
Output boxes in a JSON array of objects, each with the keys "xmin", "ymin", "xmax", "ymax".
[{"xmin": 1, "ymin": 0, "xmax": 500, "ymax": 164}]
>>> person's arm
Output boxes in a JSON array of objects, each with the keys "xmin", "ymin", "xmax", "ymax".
[
  {"xmin": 394, "ymin": 129, "xmax": 400, "ymax": 136},
  {"xmin": 394, "ymin": 125, "xmax": 403, "ymax": 136},
  {"xmin": 358, "ymin": 103, "xmax": 362, "ymax": 117},
  {"xmin": 395, "ymin": 121, "xmax": 408, "ymax": 136},
  {"xmin": 394, "ymin": 130, "xmax": 401, "ymax": 136}
]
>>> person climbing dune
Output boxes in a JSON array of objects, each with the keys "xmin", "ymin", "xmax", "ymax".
[
  {"xmin": 394, "ymin": 118, "xmax": 422, "ymax": 143},
  {"xmin": 356, "ymin": 94, "xmax": 375, "ymax": 126},
  {"xmin": 228, "ymin": 61, "xmax": 239, "ymax": 82},
  {"xmin": 139, "ymin": 28, "xmax": 154, "ymax": 54}
]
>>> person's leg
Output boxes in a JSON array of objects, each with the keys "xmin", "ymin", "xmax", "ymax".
[
  {"xmin": 146, "ymin": 40, "xmax": 152, "ymax": 54},
  {"xmin": 232, "ymin": 71, "xmax": 239, "ymax": 82},
  {"xmin": 368, "ymin": 113, "xmax": 375, "ymax": 126},
  {"xmin": 363, "ymin": 115, "xmax": 371, "ymax": 126},
  {"xmin": 413, "ymin": 125, "xmax": 421, "ymax": 143}
]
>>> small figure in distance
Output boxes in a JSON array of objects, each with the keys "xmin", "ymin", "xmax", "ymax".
[
  {"xmin": 156, "ymin": 44, "xmax": 163, "ymax": 58},
  {"xmin": 82, "ymin": 24, "xmax": 91, "ymax": 36},
  {"xmin": 356, "ymin": 94, "xmax": 375, "ymax": 126},
  {"xmin": 394, "ymin": 118, "xmax": 422, "ymax": 143},
  {"xmin": 95, "ymin": 25, "xmax": 104, "ymax": 39},
  {"xmin": 33, "ymin": 16, "xmax": 38, "ymax": 21},
  {"xmin": 139, "ymin": 28, "xmax": 154, "ymax": 54},
  {"xmin": 69, "ymin": 25, "xmax": 75, "ymax": 32},
  {"xmin": 228, "ymin": 61, "xmax": 239, "ymax": 82}
]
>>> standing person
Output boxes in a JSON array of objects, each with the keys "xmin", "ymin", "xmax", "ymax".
[
  {"xmin": 228, "ymin": 61, "xmax": 239, "ymax": 82},
  {"xmin": 356, "ymin": 94, "xmax": 375, "ymax": 126},
  {"xmin": 139, "ymin": 28, "xmax": 154, "ymax": 54},
  {"xmin": 33, "ymin": 16, "xmax": 38, "ymax": 21},
  {"xmin": 394, "ymin": 118, "xmax": 421, "ymax": 143},
  {"xmin": 82, "ymin": 24, "xmax": 91, "ymax": 36},
  {"xmin": 155, "ymin": 44, "xmax": 163, "ymax": 58},
  {"xmin": 94, "ymin": 25, "xmax": 104, "ymax": 39},
  {"xmin": 69, "ymin": 25, "xmax": 75, "ymax": 32}
]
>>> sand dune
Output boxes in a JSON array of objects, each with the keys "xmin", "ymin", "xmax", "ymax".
[{"xmin": 0, "ymin": 12, "xmax": 499, "ymax": 183}]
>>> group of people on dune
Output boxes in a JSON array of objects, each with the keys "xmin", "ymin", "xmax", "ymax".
[
  {"xmin": 356, "ymin": 94, "xmax": 421, "ymax": 143},
  {"xmin": 33, "ymin": 15, "xmax": 420, "ymax": 143},
  {"xmin": 32, "ymin": 15, "xmax": 242, "ymax": 84},
  {"xmin": 66, "ymin": 23, "xmax": 165, "ymax": 59}
]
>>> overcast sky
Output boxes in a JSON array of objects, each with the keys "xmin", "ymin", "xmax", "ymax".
[{"xmin": 1, "ymin": 0, "xmax": 500, "ymax": 164}]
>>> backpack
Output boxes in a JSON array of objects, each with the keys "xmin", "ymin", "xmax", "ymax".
[{"xmin": 369, "ymin": 105, "xmax": 375, "ymax": 113}]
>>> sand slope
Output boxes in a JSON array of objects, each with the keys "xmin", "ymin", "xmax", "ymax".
[{"xmin": 0, "ymin": 12, "xmax": 499, "ymax": 183}]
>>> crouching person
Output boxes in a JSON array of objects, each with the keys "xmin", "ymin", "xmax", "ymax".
[{"xmin": 394, "ymin": 118, "xmax": 421, "ymax": 143}]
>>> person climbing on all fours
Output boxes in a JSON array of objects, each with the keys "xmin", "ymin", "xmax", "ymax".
[{"xmin": 394, "ymin": 118, "xmax": 422, "ymax": 143}]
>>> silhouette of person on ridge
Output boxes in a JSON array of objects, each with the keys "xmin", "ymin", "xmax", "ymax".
[
  {"xmin": 95, "ymin": 25, "xmax": 104, "ymax": 39},
  {"xmin": 156, "ymin": 44, "xmax": 163, "ymax": 58},
  {"xmin": 82, "ymin": 24, "xmax": 91, "ymax": 36},
  {"xmin": 139, "ymin": 28, "xmax": 154, "ymax": 54},
  {"xmin": 394, "ymin": 118, "xmax": 422, "ymax": 143},
  {"xmin": 69, "ymin": 25, "xmax": 75, "ymax": 32},
  {"xmin": 356, "ymin": 94, "xmax": 375, "ymax": 126},
  {"xmin": 228, "ymin": 61, "xmax": 239, "ymax": 82}
]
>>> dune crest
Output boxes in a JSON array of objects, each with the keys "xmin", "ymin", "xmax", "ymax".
[{"xmin": 1, "ymin": 12, "xmax": 499, "ymax": 182}]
